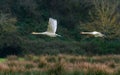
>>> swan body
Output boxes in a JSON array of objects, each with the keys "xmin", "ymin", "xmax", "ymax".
[
  {"xmin": 32, "ymin": 18, "xmax": 61, "ymax": 37},
  {"xmin": 81, "ymin": 31, "xmax": 105, "ymax": 37}
]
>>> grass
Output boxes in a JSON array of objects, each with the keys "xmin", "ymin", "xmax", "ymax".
[
  {"xmin": 0, "ymin": 71, "xmax": 48, "ymax": 75},
  {"xmin": 0, "ymin": 58, "xmax": 25, "ymax": 62},
  {"xmin": 0, "ymin": 54, "xmax": 120, "ymax": 75},
  {"xmin": 0, "ymin": 58, "xmax": 6, "ymax": 62}
]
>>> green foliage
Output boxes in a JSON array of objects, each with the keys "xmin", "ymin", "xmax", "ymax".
[
  {"xmin": 80, "ymin": 38, "xmax": 120, "ymax": 55},
  {"xmin": 0, "ymin": 13, "xmax": 23, "ymax": 57},
  {"xmin": 80, "ymin": 0, "xmax": 120, "ymax": 39},
  {"xmin": 0, "ymin": 13, "xmax": 17, "ymax": 33},
  {"xmin": 0, "ymin": 0, "xmax": 120, "ymax": 56}
]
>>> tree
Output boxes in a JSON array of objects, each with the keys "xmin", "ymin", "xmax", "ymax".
[
  {"xmin": 0, "ymin": 13, "xmax": 22, "ymax": 57},
  {"xmin": 80, "ymin": 0, "xmax": 120, "ymax": 39},
  {"xmin": 0, "ymin": 13, "xmax": 17, "ymax": 34}
]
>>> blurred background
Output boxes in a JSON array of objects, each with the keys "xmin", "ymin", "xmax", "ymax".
[{"xmin": 0, "ymin": 0, "xmax": 120, "ymax": 57}]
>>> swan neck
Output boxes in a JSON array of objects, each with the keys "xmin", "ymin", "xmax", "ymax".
[{"xmin": 81, "ymin": 32, "xmax": 92, "ymax": 34}]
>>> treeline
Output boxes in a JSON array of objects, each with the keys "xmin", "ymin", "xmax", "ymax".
[{"xmin": 0, "ymin": 0, "xmax": 120, "ymax": 57}]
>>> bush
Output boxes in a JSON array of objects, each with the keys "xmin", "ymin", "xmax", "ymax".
[
  {"xmin": 47, "ymin": 60, "xmax": 65, "ymax": 75},
  {"xmin": 0, "ymin": 13, "xmax": 23, "ymax": 57},
  {"xmin": 7, "ymin": 55, "xmax": 18, "ymax": 61}
]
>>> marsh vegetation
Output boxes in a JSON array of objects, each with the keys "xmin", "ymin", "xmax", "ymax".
[{"xmin": 0, "ymin": 55, "xmax": 120, "ymax": 75}]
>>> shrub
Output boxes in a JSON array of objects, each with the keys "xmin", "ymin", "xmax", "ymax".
[
  {"xmin": 7, "ymin": 55, "xmax": 18, "ymax": 61},
  {"xmin": 47, "ymin": 60, "xmax": 65, "ymax": 75},
  {"xmin": 38, "ymin": 56, "xmax": 48, "ymax": 68}
]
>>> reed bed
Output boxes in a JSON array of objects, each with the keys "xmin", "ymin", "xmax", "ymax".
[{"xmin": 0, "ymin": 54, "xmax": 120, "ymax": 75}]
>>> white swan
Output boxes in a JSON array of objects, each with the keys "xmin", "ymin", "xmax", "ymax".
[
  {"xmin": 32, "ymin": 18, "xmax": 61, "ymax": 37},
  {"xmin": 81, "ymin": 31, "xmax": 105, "ymax": 37}
]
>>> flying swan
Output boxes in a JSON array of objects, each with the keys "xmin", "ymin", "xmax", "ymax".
[
  {"xmin": 80, "ymin": 31, "xmax": 105, "ymax": 37},
  {"xmin": 32, "ymin": 18, "xmax": 61, "ymax": 37}
]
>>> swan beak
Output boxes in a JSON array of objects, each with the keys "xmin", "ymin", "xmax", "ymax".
[
  {"xmin": 31, "ymin": 32, "xmax": 36, "ymax": 34},
  {"xmin": 80, "ymin": 32, "xmax": 83, "ymax": 34}
]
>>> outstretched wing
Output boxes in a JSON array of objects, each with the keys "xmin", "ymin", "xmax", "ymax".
[{"xmin": 47, "ymin": 18, "xmax": 57, "ymax": 33}]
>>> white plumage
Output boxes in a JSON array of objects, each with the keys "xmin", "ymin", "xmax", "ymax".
[
  {"xmin": 81, "ymin": 31, "xmax": 105, "ymax": 37},
  {"xmin": 32, "ymin": 18, "xmax": 61, "ymax": 37}
]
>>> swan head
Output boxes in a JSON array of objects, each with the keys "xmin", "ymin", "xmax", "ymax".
[
  {"xmin": 80, "ymin": 32, "xmax": 85, "ymax": 34},
  {"xmin": 31, "ymin": 32, "xmax": 36, "ymax": 34}
]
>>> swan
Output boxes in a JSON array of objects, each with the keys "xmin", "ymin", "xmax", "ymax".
[
  {"xmin": 81, "ymin": 31, "xmax": 105, "ymax": 37},
  {"xmin": 32, "ymin": 18, "xmax": 61, "ymax": 37}
]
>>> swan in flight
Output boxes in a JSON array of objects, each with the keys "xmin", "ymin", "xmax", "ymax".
[
  {"xmin": 80, "ymin": 31, "xmax": 105, "ymax": 37},
  {"xmin": 32, "ymin": 18, "xmax": 61, "ymax": 37}
]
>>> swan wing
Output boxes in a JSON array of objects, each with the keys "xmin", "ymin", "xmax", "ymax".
[{"xmin": 47, "ymin": 18, "xmax": 57, "ymax": 33}]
